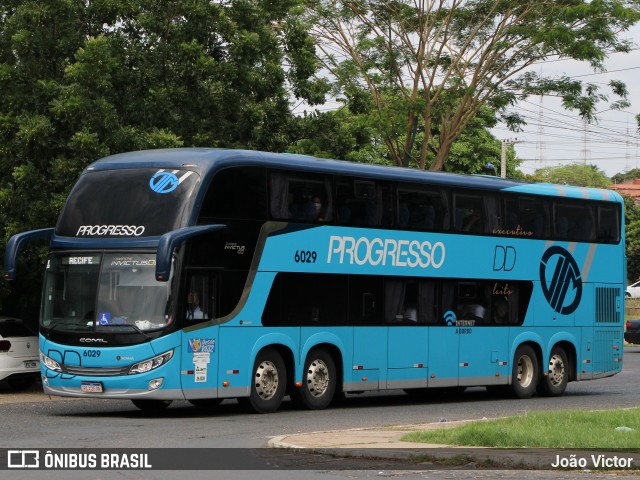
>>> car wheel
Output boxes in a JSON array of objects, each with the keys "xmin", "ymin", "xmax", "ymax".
[{"xmin": 6, "ymin": 375, "xmax": 36, "ymax": 391}]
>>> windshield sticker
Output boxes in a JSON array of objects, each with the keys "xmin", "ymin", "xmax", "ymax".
[
  {"xmin": 193, "ymin": 352, "xmax": 210, "ymax": 383},
  {"xmin": 149, "ymin": 170, "xmax": 194, "ymax": 194},
  {"xmin": 188, "ymin": 338, "xmax": 216, "ymax": 353},
  {"xmin": 98, "ymin": 313, "xmax": 111, "ymax": 325}
]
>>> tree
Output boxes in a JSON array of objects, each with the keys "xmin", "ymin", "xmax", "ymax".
[
  {"xmin": 622, "ymin": 194, "xmax": 640, "ymax": 283},
  {"xmin": 291, "ymin": 104, "xmax": 522, "ymax": 176},
  {"xmin": 528, "ymin": 164, "xmax": 612, "ymax": 188},
  {"xmin": 0, "ymin": 0, "xmax": 326, "ymax": 316},
  {"xmin": 306, "ymin": 0, "xmax": 640, "ymax": 170},
  {"xmin": 612, "ymin": 168, "xmax": 640, "ymax": 185}
]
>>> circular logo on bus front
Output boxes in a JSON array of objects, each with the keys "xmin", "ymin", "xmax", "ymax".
[
  {"xmin": 149, "ymin": 171, "xmax": 179, "ymax": 194},
  {"xmin": 539, "ymin": 246, "xmax": 582, "ymax": 315}
]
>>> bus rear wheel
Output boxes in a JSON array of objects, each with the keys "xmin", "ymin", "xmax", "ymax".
[
  {"xmin": 239, "ymin": 348, "xmax": 286, "ymax": 414},
  {"xmin": 292, "ymin": 349, "xmax": 336, "ymax": 410},
  {"xmin": 510, "ymin": 345, "xmax": 539, "ymax": 399},
  {"xmin": 537, "ymin": 346, "xmax": 569, "ymax": 397},
  {"xmin": 131, "ymin": 399, "xmax": 172, "ymax": 411}
]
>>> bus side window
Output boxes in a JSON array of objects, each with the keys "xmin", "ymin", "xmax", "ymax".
[
  {"xmin": 397, "ymin": 185, "xmax": 448, "ymax": 232},
  {"xmin": 554, "ymin": 201, "xmax": 596, "ymax": 242},
  {"xmin": 269, "ymin": 171, "xmax": 333, "ymax": 223},
  {"xmin": 200, "ymin": 167, "xmax": 267, "ymax": 221},
  {"xmin": 336, "ymin": 177, "xmax": 392, "ymax": 227},
  {"xmin": 351, "ymin": 275, "xmax": 384, "ymax": 325},
  {"xmin": 456, "ymin": 282, "xmax": 488, "ymax": 324},
  {"xmin": 454, "ymin": 194, "xmax": 485, "ymax": 233},
  {"xmin": 384, "ymin": 278, "xmax": 417, "ymax": 324},
  {"xmin": 598, "ymin": 204, "xmax": 620, "ymax": 243}
]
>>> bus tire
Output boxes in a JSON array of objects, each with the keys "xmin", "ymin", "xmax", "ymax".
[
  {"xmin": 189, "ymin": 398, "xmax": 223, "ymax": 408},
  {"xmin": 510, "ymin": 345, "xmax": 539, "ymax": 399},
  {"xmin": 131, "ymin": 399, "xmax": 172, "ymax": 411},
  {"xmin": 293, "ymin": 349, "xmax": 336, "ymax": 410},
  {"xmin": 537, "ymin": 346, "xmax": 569, "ymax": 397},
  {"xmin": 239, "ymin": 348, "xmax": 286, "ymax": 414}
]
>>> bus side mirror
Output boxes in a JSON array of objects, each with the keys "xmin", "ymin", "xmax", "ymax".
[
  {"xmin": 3, "ymin": 228, "xmax": 55, "ymax": 280},
  {"xmin": 155, "ymin": 225, "xmax": 226, "ymax": 281}
]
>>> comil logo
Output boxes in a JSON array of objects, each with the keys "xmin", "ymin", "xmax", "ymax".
[{"xmin": 539, "ymin": 246, "xmax": 582, "ymax": 315}]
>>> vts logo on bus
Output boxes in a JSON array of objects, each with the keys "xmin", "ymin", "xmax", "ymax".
[
  {"xmin": 539, "ymin": 246, "xmax": 582, "ymax": 315},
  {"xmin": 149, "ymin": 171, "xmax": 179, "ymax": 194}
]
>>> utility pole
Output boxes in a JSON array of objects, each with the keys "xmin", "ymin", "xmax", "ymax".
[{"xmin": 501, "ymin": 139, "xmax": 522, "ymax": 178}]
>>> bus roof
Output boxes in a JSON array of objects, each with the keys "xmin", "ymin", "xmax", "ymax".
[{"xmin": 86, "ymin": 148, "xmax": 622, "ymax": 203}]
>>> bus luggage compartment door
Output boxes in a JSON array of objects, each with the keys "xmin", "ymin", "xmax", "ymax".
[{"xmin": 387, "ymin": 326, "xmax": 429, "ymax": 390}]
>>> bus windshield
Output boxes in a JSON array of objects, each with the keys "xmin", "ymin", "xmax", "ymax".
[
  {"xmin": 41, "ymin": 253, "xmax": 174, "ymax": 332},
  {"xmin": 55, "ymin": 168, "xmax": 200, "ymax": 237}
]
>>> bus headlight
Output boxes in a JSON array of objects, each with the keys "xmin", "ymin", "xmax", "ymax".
[
  {"xmin": 40, "ymin": 352, "xmax": 62, "ymax": 372},
  {"xmin": 129, "ymin": 350, "xmax": 174, "ymax": 375}
]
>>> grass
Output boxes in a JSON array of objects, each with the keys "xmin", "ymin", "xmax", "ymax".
[{"xmin": 401, "ymin": 408, "xmax": 640, "ymax": 449}]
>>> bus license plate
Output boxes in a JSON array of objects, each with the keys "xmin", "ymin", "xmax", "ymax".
[{"xmin": 81, "ymin": 381, "xmax": 103, "ymax": 393}]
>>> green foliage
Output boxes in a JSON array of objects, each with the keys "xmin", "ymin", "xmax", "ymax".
[
  {"xmin": 612, "ymin": 168, "xmax": 640, "ymax": 185},
  {"xmin": 0, "ymin": 0, "xmax": 327, "ymax": 315},
  {"xmin": 290, "ymin": 105, "xmax": 522, "ymax": 176},
  {"xmin": 627, "ymin": 219, "xmax": 640, "ymax": 283},
  {"xmin": 402, "ymin": 408, "xmax": 640, "ymax": 449},
  {"xmin": 528, "ymin": 163, "xmax": 612, "ymax": 188}
]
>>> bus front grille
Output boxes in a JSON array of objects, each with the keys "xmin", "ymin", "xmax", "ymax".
[{"xmin": 62, "ymin": 365, "xmax": 130, "ymax": 376}]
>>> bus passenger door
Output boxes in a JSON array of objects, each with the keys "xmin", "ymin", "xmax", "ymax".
[{"xmin": 180, "ymin": 272, "xmax": 220, "ymax": 399}]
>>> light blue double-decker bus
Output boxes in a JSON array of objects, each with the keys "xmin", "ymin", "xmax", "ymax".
[{"xmin": 3, "ymin": 149, "xmax": 625, "ymax": 413}]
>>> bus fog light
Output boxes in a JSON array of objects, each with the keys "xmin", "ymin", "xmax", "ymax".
[
  {"xmin": 148, "ymin": 378, "xmax": 164, "ymax": 390},
  {"xmin": 42, "ymin": 375, "xmax": 48, "ymax": 386}
]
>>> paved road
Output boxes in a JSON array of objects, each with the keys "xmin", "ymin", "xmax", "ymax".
[{"xmin": 0, "ymin": 346, "xmax": 638, "ymax": 479}]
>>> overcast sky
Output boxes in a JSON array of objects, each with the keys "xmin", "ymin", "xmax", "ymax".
[{"xmin": 494, "ymin": 25, "xmax": 640, "ymax": 179}]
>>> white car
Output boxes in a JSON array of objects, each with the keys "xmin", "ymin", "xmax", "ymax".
[
  {"xmin": 627, "ymin": 281, "xmax": 640, "ymax": 298},
  {"xmin": 0, "ymin": 317, "xmax": 39, "ymax": 390}
]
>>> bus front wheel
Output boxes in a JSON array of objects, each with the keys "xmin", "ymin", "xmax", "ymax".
[
  {"xmin": 510, "ymin": 345, "xmax": 539, "ymax": 399},
  {"xmin": 239, "ymin": 348, "xmax": 286, "ymax": 414},
  {"xmin": 292, "ymin": 349, "xmax": 336, "ymax": 410},
  {"xmin": 537, "ymin": 346, "xmax": 569, "ymax": 397}
]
